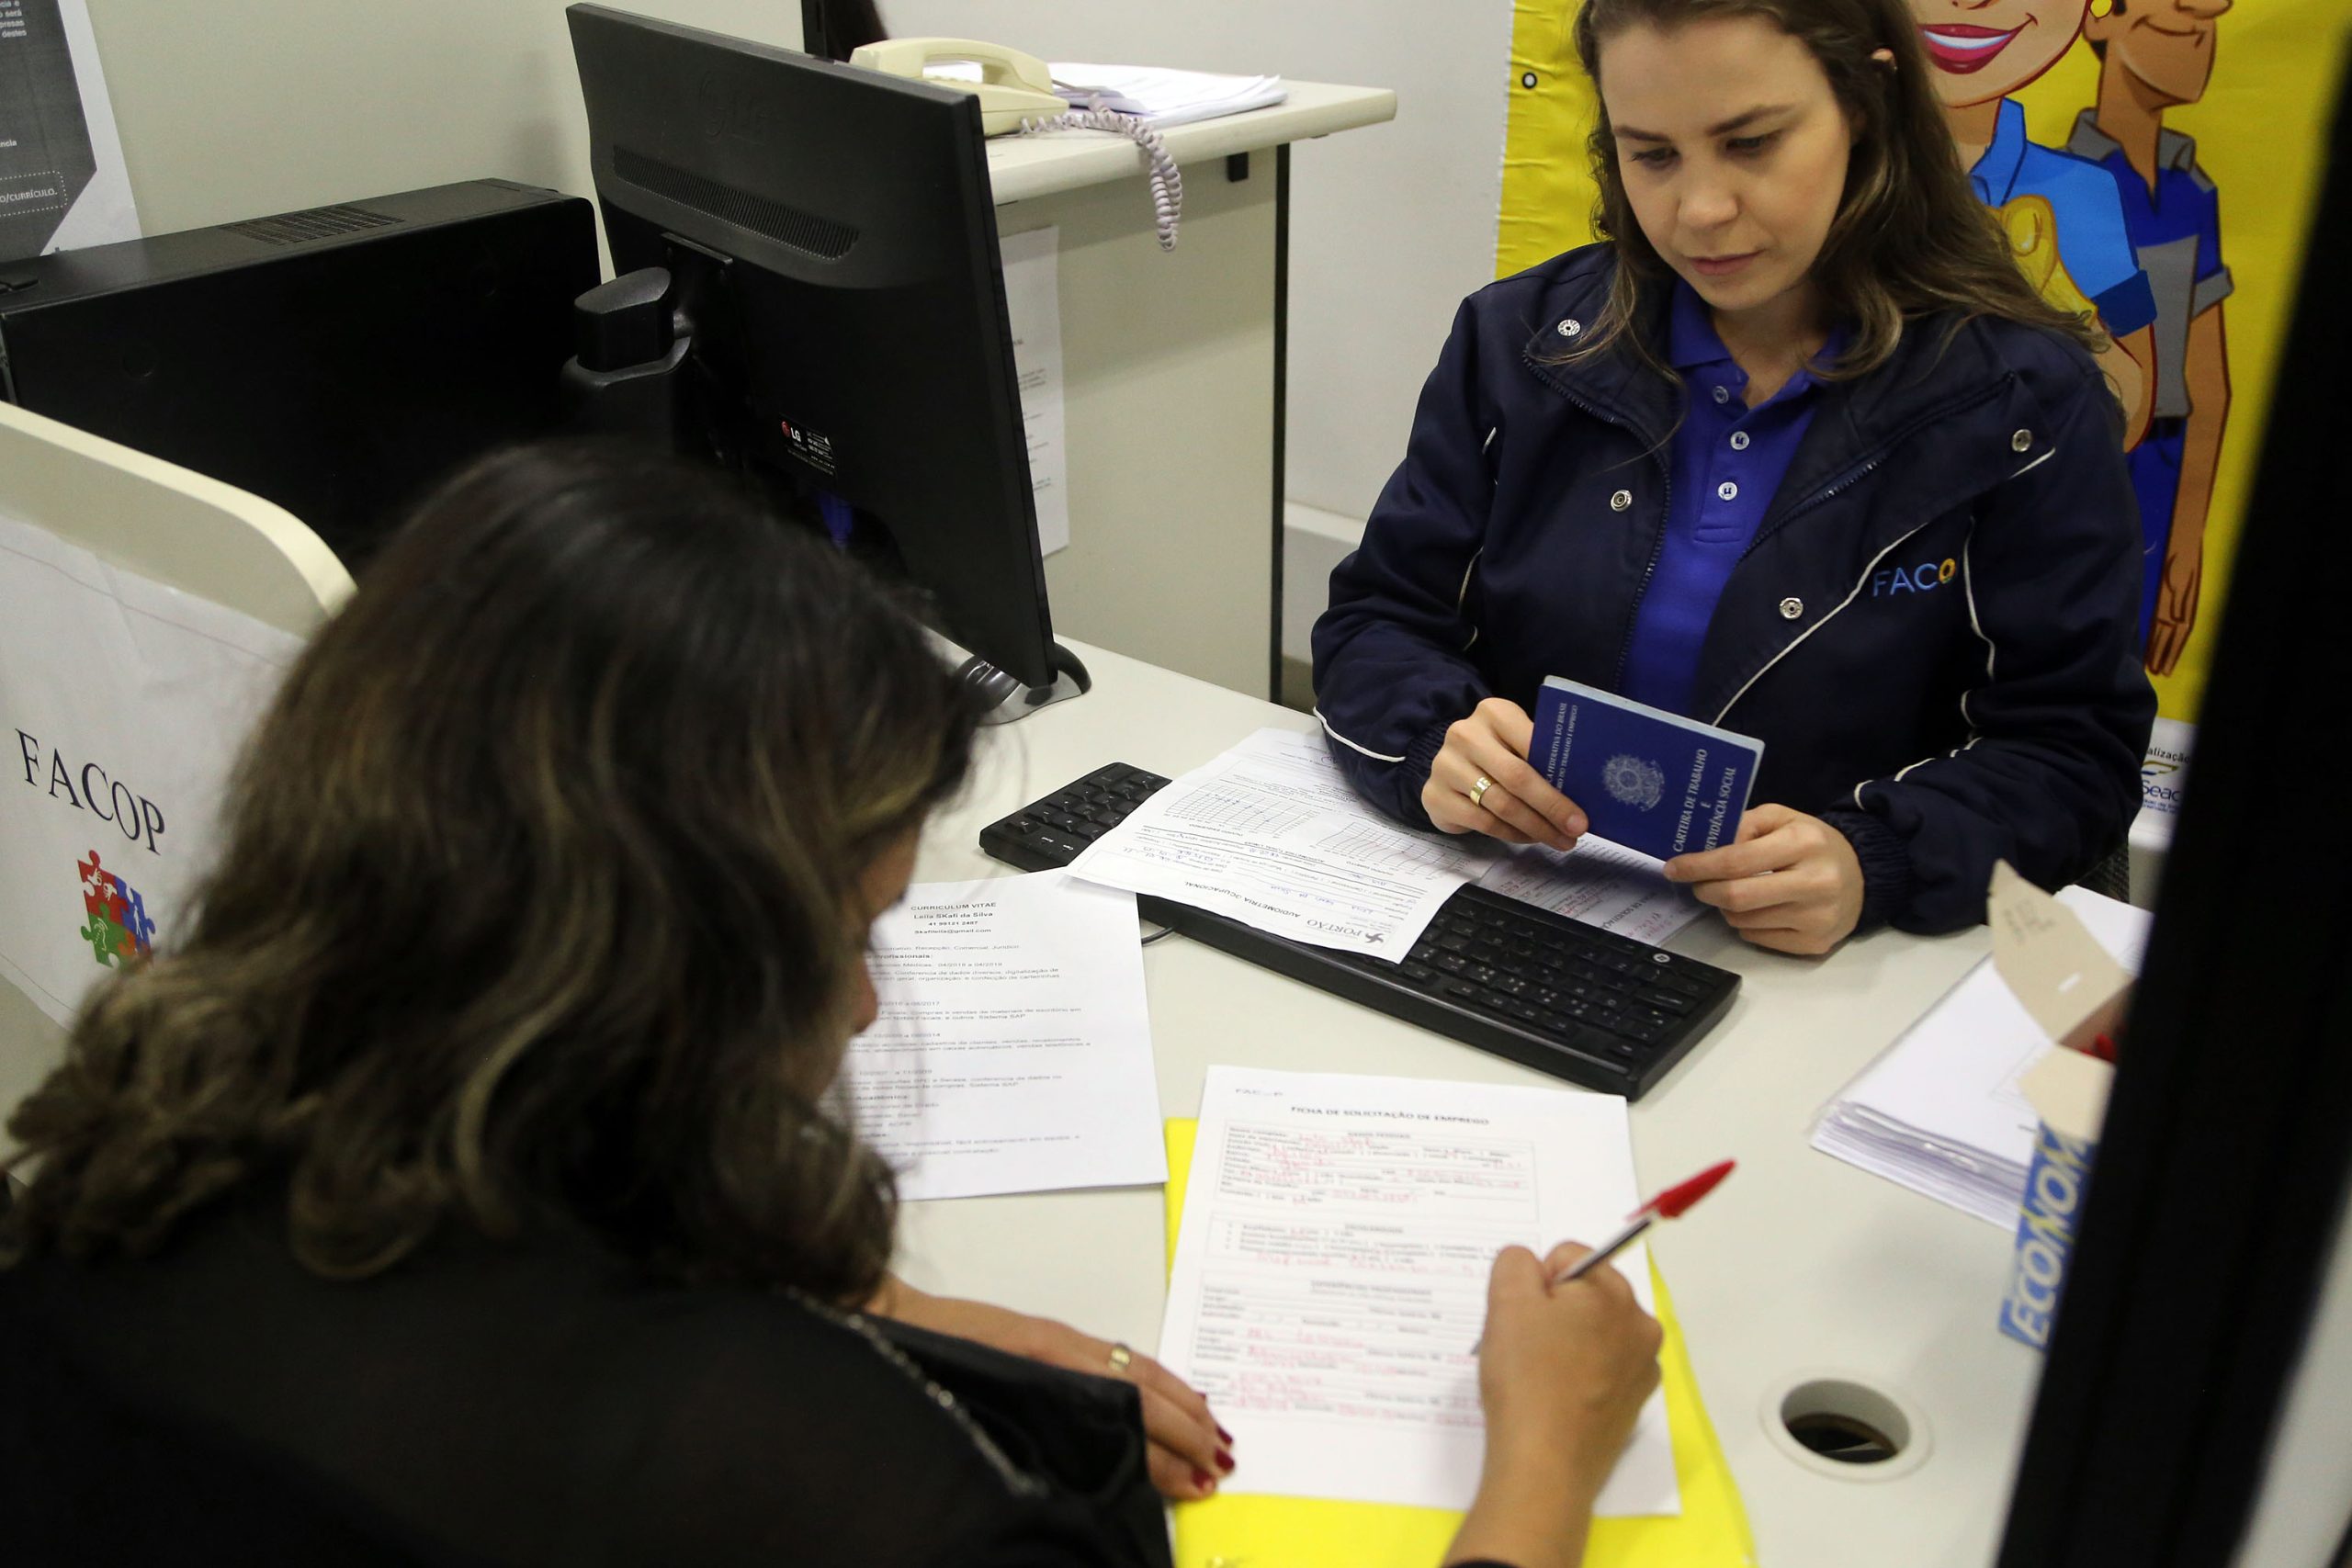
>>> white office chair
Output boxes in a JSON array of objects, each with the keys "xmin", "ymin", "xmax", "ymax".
[{"xmin": 0, "ymin": 402, "xmax": 351, "ymax": 1122}]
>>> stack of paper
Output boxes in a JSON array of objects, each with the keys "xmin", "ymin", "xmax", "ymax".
[
  {"xmin": 1049, "ymin": 62, "xmax": 1287, "ymax": 128},
  {"xmin": 1809, "ymin": 888, "xmax": 2152, "ymax": 1226}
]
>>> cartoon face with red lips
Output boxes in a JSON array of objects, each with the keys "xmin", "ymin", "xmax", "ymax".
[
  {"xmin": 1910, "ymin": 0, "xmax": 2092, "ymax": 105},
  {"xmin": 1905, "ymin": 0, "xmax": 2161, "ymax": 452}
]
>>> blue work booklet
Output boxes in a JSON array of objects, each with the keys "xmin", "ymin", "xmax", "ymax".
[{"xmin": 1528, "ymin": 676, "xmax": 1764, "ymax": 861}]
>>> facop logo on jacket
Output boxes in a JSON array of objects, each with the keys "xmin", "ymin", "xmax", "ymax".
[
  {"xmin": 76, "ymin": 851, "xmax": 156, "ymax": 969},
  {"xmin": 1871, "ymin": 558, "xmax": 1960, "ymax": 598}
]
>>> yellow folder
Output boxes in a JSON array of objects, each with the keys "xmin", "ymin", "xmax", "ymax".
[{"xmin": 1161, "ymin": 1119, "xmax": 1756, "ymax": 1568}]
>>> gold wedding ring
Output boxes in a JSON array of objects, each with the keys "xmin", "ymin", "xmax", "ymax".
[
  {"xmin": 1107, "ymin": 1340, "xmax": 1133, "ymax": 1373},
  {"xmin": 1467, "ymin": 775, "xmax": 1494, "ymax": 810}
]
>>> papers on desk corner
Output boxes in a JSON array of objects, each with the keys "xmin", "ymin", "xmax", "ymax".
[
  {"xmin": 1809, "ymin": 887, "xmax": 2153, "ymax": 1226},
  {"xmin": 1049, "ymin": 62, "xmax": 1286, "ymax": 128},
  {"xmin": 1066, "ymin": 727, "xmax": 1703, "ymax": 958},
  {"xmin": 1476, "ymin": 838, "xmax": 1706, "ymax": 946},
  {"xmin": 997, "ymin": 227, "xmax": 1069, "ymax": 558},
  {"xmin": 1067, "ymin": 728, "xmax": 1491, "ymax": 956},
  {"xmin": 1159, "ymin": 1066, "xmax": 1679, "ymax": 1517},
  {"xmin": 846, "ymin": 872, "xmax": 1164, "ymax": 1201}
]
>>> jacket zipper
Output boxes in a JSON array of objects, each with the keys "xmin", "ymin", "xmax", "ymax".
[
  {"xmin": 1736, "ymin": 378, "xmax": 2009, "ymax": 565},
  {"xmin": 1520, "ymin": 356, "xmax": 1674, "ymax": 691},
  {"xmin": 1526, "ymin": 359, "xmax": 2010, "ymax": 697},
  {"xmin": 1613, "ymin": 462, "xmax": 1674, "ymax": 692},
  {"xmin": 1706, "ymin": 380, "xmax": 2012, "ymax": 725},
  {"xmin": 1709, "ymin": 516, "xmax": 1939, "ymax": 728}
]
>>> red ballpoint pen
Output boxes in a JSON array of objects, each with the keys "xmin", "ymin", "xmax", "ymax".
[
  {"xmin": 1472, "ymin": 1159, "xmax": 1734, "ymax": 1352},
  {"xmin": 1554, "ymin": 1158, "xmax": 1736, "ymax": 1283}
]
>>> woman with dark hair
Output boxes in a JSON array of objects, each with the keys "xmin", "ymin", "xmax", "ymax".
[
  {"xmin": 0, "ymin": 445, "xmax": 1663, "ymax": 1568},
  {"xmin": 1313, "ymin": 0, "xmax": 2154, "ymax": 953}
]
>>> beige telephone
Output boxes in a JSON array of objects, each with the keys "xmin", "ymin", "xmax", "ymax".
[
  {"xmin": 850, "ymin": 36, "xmax": 1184, "ymax": 251},
  {"xmin": 849, "ymin": 38, "xmax": 1064, "ymax": 135}
]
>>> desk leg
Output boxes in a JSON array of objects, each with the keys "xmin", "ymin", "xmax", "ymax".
[{"xmin": 1270, "ymin": 144, "xmax": 1292, "ymax": 706}]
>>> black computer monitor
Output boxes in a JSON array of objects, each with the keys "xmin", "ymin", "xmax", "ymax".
[
  {"xmin": 565, "ymin": 4, "xmax": 1085, "ymax": 706},
  {"xmin": 1995, "ymin": 41, "xmax": 2352, "ymax": 1568}
]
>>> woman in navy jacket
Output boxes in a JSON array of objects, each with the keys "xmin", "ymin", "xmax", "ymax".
[{"xmin": 1313, "ymin": 0, "xmax": 2154, "ymax": 953}]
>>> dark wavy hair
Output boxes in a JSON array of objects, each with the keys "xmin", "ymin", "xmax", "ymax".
[
  {"xmin": 1, "ymin": 444, "xmax": 977, "ymax": 1303},
  {"xmin": 1566, "ymin": 0, "xmax": 2103, "ymax": 377}
]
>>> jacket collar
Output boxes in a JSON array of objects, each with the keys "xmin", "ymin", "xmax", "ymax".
[
  {"xmin": 1666, "ymin": 279, "xmax": 1850, "ymax": 408},
  {"xmin": 1666, "ymin": 280, "xmax": 1735, "ymax": 371},
  {"xmin": 1519, "ymin": 252, "xmax": 2018, "ymax": 503},
  {"xmin": 1517, "ymin": 261, "xmax": 1680, "ymax": 451}
]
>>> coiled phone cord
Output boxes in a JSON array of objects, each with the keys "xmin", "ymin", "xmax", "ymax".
[{"xmin": 1018, "ymin": 107, "xmax": 1184, "ymax": 252}]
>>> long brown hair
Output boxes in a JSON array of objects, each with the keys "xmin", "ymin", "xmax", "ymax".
[
  {"xmin": 1, "ymin": 444, "xmax": 977, "ymax": 1303},
  {"xmin": 1566, "ymin": 0, "xmax": 2103, "ymax": 377}
]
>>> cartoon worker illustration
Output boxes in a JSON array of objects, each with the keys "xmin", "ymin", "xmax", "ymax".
[
  {"xmin": 2068, "ymin": 0, "xmax": 2233, "ymax": 675},
  {"xmin": 1909, "ymin": 0, "xmax": 2160, "ymax": 447}
]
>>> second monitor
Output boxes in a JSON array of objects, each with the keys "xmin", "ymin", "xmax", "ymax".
[{"xmin": 565, "ymin": 3, "xmax": 1087, "ymax": 713}]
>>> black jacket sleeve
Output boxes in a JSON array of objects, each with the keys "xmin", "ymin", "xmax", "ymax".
[
  {"xmin": 1821, "ymin": 365, "xmax": 2154, "ymax": 932},
  {"xmin": 1309, "ymin": 297, "xmax": 1501, "ymax": 829}
]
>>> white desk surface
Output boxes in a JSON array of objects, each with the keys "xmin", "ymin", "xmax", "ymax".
[
  {"xmin": 897, "ymin": 639, "xmax": 2041, "ymax": 1568},
  {"xmin": 986, "ymin": 82, "xmax": 1396, "ymax": 206}
]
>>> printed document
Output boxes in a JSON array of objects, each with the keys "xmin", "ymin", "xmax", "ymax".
[
  {"xmin": 0, "ymin": 0, "xmax": 140, "ymax": 260},
  {"xmin": 1811, "ymin": 887, "xmax": 2152, "ymax": 1225},
  {"xmin": 1159, "ymin": 1066, "xmax": 1679, "ymax": 1516},
  {"xmin": 1476, "ymin": 837, "xmax": 1704, "ymax": 945},
  {"xmin": 1049, "ymin": 62, "xmax": 1287, "ymax": 128},
  {"xmin": 1067, "ymin": 728, "xmax": 1492, "ymax": 956},
  {"xmin": 847, "ymin": 872, "xmax": 1164, "ymax": 1201},
  {"xmin": 997, "ymin": 226, "xmax": 1070, "ymax": 556}
]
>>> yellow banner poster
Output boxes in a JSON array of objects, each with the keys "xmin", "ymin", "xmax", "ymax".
[{"xmin": 1499, "ymin": 1, "xmax": 2345, "ymax": 722}]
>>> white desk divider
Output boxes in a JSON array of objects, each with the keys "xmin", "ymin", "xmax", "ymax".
[{"xmin": 0, "ymin": 402, "xmax": 349, "ymax": 1116}]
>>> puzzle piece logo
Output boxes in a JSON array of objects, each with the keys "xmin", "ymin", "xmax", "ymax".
[{"xmin": 74, "ymin": 851, "xmax": 156, "ymax": 969}]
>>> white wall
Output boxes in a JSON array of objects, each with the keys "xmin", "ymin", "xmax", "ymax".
[
  {"xmin": 81, "ymin": 0, "xmax": 1516, "ymax": 663},
  {"xmin": 84, "ymin": 1, "xmax": 808, "ymax": 240},
  {"xmin": 882, "ymin": 1, "xmax": 1512, "ymax": 533}
]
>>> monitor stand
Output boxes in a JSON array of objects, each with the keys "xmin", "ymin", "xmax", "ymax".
[
  {"xmin": 564, "ymin": 268, "xmax": 1088, "ymax": 727},
  {"xmin": 946, "ymin": 637, "xmax": 1092, "ymax": 726}
]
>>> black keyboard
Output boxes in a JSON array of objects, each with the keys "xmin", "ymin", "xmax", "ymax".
[{"xmin": 978, "ymin": 762, "xmax": 1738, "ymax": 1099}]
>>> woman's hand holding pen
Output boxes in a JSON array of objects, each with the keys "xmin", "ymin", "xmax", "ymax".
[
  {"xmin": 1423, "ymin": 698, "xmax": 1589, "ymax": 851},
  {"xmin": 1446, "ymin": 1241, "xmax": 1663, "ymax": 1568}
]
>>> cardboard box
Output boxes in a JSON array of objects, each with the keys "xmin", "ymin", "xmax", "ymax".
[
  {"xmin": 1984, "ymin": 863, "xmax": 2133, "ymax": 1351},
  {"xmin": 2001, "ymin": 1046, "xmax": 2114, "ymax": 1348}
]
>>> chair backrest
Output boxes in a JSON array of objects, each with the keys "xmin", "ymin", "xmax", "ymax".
[{"xmin": 0, "ymin": 402, "xmax": 351, "ymax": 1121}]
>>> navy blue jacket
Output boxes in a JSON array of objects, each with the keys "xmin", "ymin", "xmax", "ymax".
[{"xmin": 1311, "ymin": 246, "xmax": 2155, "ymax": 935}]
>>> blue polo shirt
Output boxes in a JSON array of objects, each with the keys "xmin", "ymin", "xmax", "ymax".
[
  {"xmin": 1621, "ymin": 283, "xmax": 1838, "ymax": 717},
  {"xmin": 1971, "ymin": 98, "xmax": 2158, "ymax": 338}
]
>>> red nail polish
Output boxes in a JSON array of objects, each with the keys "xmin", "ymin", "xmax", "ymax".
[
  {"xmin": 1216, "ymin": 1450, "xmax": 1236, "ymax": 1473},
  {"xmin": 1216, "ymin": 1425, "xmax": 1235, "ymax": 1444},
  {"xmin": 1193, "ymin": 1469, "xmax": 1216, "ymax": 1491}
]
